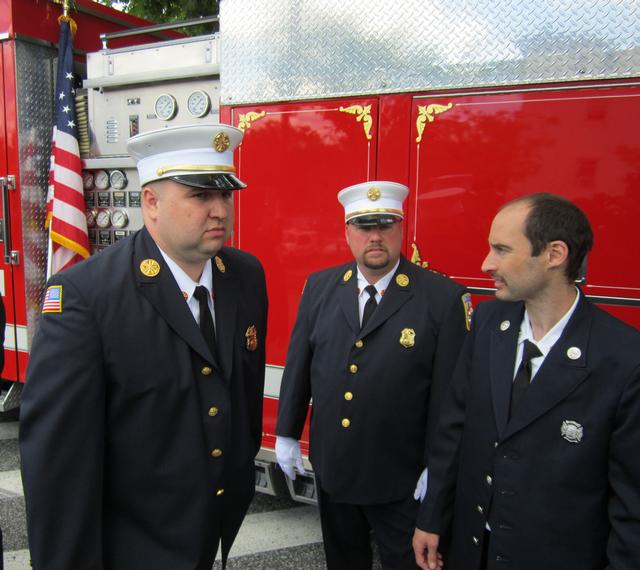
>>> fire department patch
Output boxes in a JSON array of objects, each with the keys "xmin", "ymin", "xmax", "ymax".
[
  {"xmin": 140, "ymin": 259, "xmax": 160, "ymax": 277},
  {"xmin": 462, "ymin": 292, "xmax": 474, "ymax": 331},
  {"xmin": 395, "ymin": 274, "xmax": 409, "ymax": 287},
  {"xmin": 245, "ymin": 325, "xmax": 258, "ymax": 351},
  {"xmin": 42, "ymin": 285, "xmax": 63, "ymax": 313}
]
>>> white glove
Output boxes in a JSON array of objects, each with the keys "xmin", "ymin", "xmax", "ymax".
[
  {"xmin": 414, "ymin": 467, "xmax": 429, "ymax": 501},
  {"xmin": 275, "ymin": 436, "xmax": 305, "ymax": 480}
]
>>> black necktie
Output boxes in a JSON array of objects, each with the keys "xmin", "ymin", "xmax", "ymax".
[
  {"xmin": 509, "ymin": 339, "xmax": 542, "ymax": 418},
  {"xmin": 193, "ymin": 285, "xmax": 217, "ymax": 359},
  {"xmin": 361, "ymin": 285, "xmax": 378, "ymax": 329}
]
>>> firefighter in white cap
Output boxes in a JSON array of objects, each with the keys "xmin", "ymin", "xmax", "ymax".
[
  {"xmin": 276, "ymin": 180, "xmax": 472, "ymax": 569},
  {"xmin": 21, "ymin": 124, "xmax": 268, "ymax": 570}
]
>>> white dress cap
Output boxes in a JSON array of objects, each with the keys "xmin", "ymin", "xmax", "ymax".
[
  {"xmin": 338, "ymin": 181, "xmax": 409, "ymax": 225},
  {"xmin": 126, "ymin": 123, "xmax": 246, "ymax": 189}
]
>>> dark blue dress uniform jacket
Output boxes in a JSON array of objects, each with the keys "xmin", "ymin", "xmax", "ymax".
[
  {"xmin": 276, "ymin": 255, "xmax": 469, "ymax": 504},
  {"xmin": 417, "ymin": 294, "xmax": 640, "ymax": 570},
  {"xmin": 20, "ymin": 227, "xmax": 268, "ymax": 570}
]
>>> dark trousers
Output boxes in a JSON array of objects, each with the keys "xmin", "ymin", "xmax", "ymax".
[{"xmin": 317, "ymin": 484, "xmax": 420, "ymax": 570}]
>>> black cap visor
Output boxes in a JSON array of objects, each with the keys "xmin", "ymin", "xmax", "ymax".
[
  {"xmin": 348, "ymin": 213, "xmax": 402, "ymax": 227},
  {"xmin": 170, "ymin": 173, "xmax": 246, "ymax": 190}
]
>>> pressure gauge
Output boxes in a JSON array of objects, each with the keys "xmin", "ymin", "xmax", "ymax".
[
  {"xmin": 154, "ymin": 93, "xmax": 177, "ymax": 121},
  {"xmin": 85, "ymin": 209, "xmax": 97, "ymax": 228},
  {"xmin": 94, "ymin": 169, "xmax": 110, "ymax": 190},
  {"xmin": 187, "ymin": 89, "xmax": 211, "ymax": 118},
  {"xmin": 111, "ymin": 209, "xmax": 129, "ymax": 229},
  {"xmin": 95, "ymin": 209, "xmax": 111, "ymax": 228},
  {"xmin": 82, "ymin": 171, "xmax": 95, "ymax": 191},
  {"xmin": 109, "ymin": 169, "xmax": 128, "ymax": 190}
]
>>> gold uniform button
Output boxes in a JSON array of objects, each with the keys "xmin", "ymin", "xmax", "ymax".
[
  {"xmin": 344, "ymin": 392, "xmax": 353, "ymax": 401},
  {"xmin": 349, "ymin": 364, "xmax": 358, "ymax": 374},
  {"xmin": 208, "ymin": 406, "xmax": 219, "ymax": 416},
  {"xmin": 216, "ymin": 488, "xmax": 225, "ymax": 496},
  {"xmin": 341, "ymin": 418, "xmax": 351, "ymax": 428},
  {"xmin": 201, "ymin": 366, "xmax": 213, "ymax": 375},
  {"xmin": 211, "ymin": 448, "xmax": 223, "ymax": 458},
  {"xmin": 354, "ymin": 339, "xmax": 364, "ymax": 348}
]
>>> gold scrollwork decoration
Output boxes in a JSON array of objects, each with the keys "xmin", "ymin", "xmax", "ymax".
[
  {"xmin": 237, "ymin": 110, "xmax": 267, "ymax": 132},
  {"xmin": 411, "ymin": 242, "xmax": 430, "ymax": 269},
  {"xmin": 339, "ymin": 105, "xmax": 373, "ymax": 140},
  {"xmin": 416, "ymin": 102, "xmax": 454, "ymax": 143}
]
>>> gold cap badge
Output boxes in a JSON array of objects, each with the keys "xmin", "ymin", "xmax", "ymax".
[
  {"xmin": 213, "ymin": 131, "xmax": 230, "ymax": 152},
  {"xmin": 140, "ymin": 259, "xmax": 160, "ymax": 277},
  {"xmin": 367, "ymin": 186, "xmax": 381, "ymax": 201},
  {"xmin": 395, "ymin": 274, "xmax": 409, "ymax": 287},
  {"xmin": 245, "ymin": 325, "xmax": 258, "ymax": 351},
  {"xmin": 399, "ymin": 328, "xmax": 415, "ymax": 348},
  {"xmin": 343, "ymin": 269, "xmax": 353, "ymax": 282},
  {"xmin": 215, "ymin": 256, "xmax": 226, "ymax": 273}
]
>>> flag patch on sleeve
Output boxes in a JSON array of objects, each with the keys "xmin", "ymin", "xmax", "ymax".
[{"xmin": 42, "ymin": 285, "xmax": 63, "ymax": 313}]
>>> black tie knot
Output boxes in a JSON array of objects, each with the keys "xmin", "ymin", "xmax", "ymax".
[
  {"xmin": 193, "ymin": 285, "xmax": 209, "ymax": 305},
  {"xmin": 522, "ymin": 339, "xmax": 542, "ymax": 362},
  {"xmin": 364, "ymin": 285, "xmax": 377, "ymax": 300}
]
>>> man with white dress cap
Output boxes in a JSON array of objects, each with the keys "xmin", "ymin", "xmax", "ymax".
[
  {"xmin": 276, "ymin": 180, "xmax": 472, "ymax": 569},
  {"xmin": 21, "ymin": 124, "xmax": 268, "ymax": 570}
]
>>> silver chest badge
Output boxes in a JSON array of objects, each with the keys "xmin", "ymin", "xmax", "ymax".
[
  {"xmin": 500, "ymin": 320, "xmax": 510, "ymax": 331},
  {"xmin": 561, "ymin": 420, "xmax": 583, "ymax": 443}
]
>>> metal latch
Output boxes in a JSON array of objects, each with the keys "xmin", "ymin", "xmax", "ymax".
[{"xmin": 1, "ymin": 175, "xmax": 20, "ymax": 265}]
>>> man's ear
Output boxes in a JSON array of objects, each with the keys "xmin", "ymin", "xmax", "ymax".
[
  {"xmin": 546, "ymin": 240, "xmax": 569, "ymax": 270},
  {"xmin": 142, "ymin": 185, "xmax": 159, "ymax": 219}
]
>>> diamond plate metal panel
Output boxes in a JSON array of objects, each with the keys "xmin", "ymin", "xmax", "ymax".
[
  {"xmin": 220, "ymin": 0, "xmax": 640, "ymax": 104},
  {"xmin": 15, "ymin": 40, "xmax": 56, "ymax": 342}
]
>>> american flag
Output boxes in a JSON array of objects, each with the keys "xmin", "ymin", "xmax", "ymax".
[
  {"xmin": 42, "ymin": 285, "xmax": 63, "ymax": 314},
  {"xmin": 46, "ymin": 16, "xmax": 89, "ymax": 276}
]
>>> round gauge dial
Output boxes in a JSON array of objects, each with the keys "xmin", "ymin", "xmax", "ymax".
[
  {"xmin": 95, "ymin": 209, "xmax": 111, "ymax": 228},
  {"xmin": 187, "ymin": 89, "xmax": 211, "ymax": 118},
  {"xmin": 85, "ymin": 209, "xmax": 97, "ymax": 228},
  {"xmin": 154, "ymin": 93, "xmax": 178, "ymax": 121},
  {"xmin": 94, "ymin": 169, "xmax": 110, "ymax": 190},
  {"xmin": 82, "ymin": 171, "xmax": 95, "ymax": 191},
  {"xmin": 109, "ymin": 169, "xmax": 128, "ymax": 190},
  {"xmin": 111, "ymin": 209, "xmax": 129, "ymax": 229}
]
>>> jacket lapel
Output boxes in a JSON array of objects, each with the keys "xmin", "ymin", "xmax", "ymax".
[
  {"xmin": 490, "ymin": 302, "xmax": 524, "ymax": 439},
  {"xmin": 505, "ymin": 294, "xmax": 592, "ymax": 440},
  {"xmin": 211, "ymin": 250, "xmax": 237, "ymax": 383},
  {"xmin": 359, "ymin": 256, "xmax": 414, "ymax": 338},
  {"xmin": 134, "ymin": 228, "xmax": 213, "ymax": 364},
  {"xmin": 338, "ymin": 263, "xmax": 360, "ymax": 335}
]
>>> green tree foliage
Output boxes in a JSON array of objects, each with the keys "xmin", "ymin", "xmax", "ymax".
[{"xmin": 96, "ymin": 0, "xmax": 219, "ymax": 35}]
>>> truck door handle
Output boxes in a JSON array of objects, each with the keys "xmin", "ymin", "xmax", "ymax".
[{"xmin": 1, "ymin": 175, "xmax": 20, "ymax": 265}]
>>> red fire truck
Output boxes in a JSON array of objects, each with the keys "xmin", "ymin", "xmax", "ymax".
[{"xmin": 2, "ymin": 0, "xmax": 639, "ymax": 502}]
